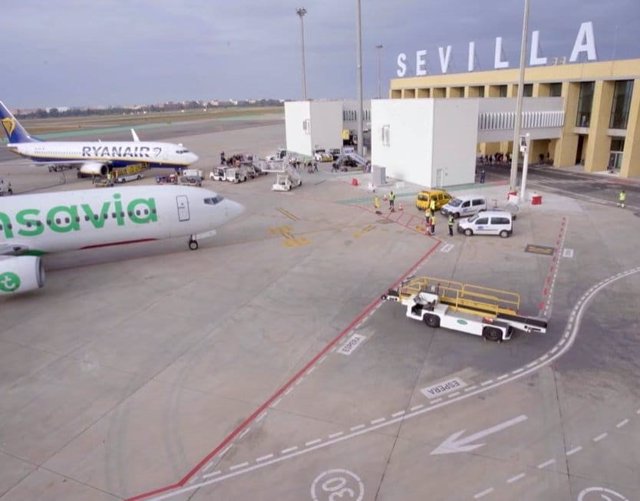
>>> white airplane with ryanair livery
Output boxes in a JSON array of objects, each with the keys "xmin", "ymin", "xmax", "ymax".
[
  {"xmin": 0, "ymin": 101, "xmax": 199, "ymax": 176},
  {"xmin": 0, "ymin": 185, "xmax": 243, "ymax": 295}
]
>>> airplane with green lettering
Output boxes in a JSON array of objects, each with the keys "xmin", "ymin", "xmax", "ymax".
[{"xmin": 0, "ymin": 185, "xmax": 243, "ymax": 295}]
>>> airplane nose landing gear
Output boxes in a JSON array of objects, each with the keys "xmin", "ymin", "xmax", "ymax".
[{"xmin": 188, "ymin": 236, "xmax": 199, "ymax": 250}]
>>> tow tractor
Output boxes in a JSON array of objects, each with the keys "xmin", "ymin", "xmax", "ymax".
[{"xmin": 381, "ymin": 276, "xmax": 547, "ymax": 342}]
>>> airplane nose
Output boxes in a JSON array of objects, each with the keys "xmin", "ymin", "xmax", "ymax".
[
  {"xmin": 189, "ymin": 152, "xmax": 199, "ymax": 164},
  {"xmin": 225, "ymin": 199, "xmax": 245, "ymax": 220}
]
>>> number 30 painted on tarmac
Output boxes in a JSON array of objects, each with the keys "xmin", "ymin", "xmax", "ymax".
[{"xmin": 311, "ymin": 469, "xmax": 364, "ymax": 501}]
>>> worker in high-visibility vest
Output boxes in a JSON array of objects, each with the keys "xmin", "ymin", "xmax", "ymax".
[
  {"xmin": 448, "ymin": 213, "xmax": 455, "ymax": 236},
  {"xmin": 389, "ymin": 191, "xmax": 396, "ymax": 212},
  {"xmin": 374, "ymin": 195, "xmax": 381, "ymax": 214},
  {"xmin": 618, "ymin": 189, "xmax": 626, "ymax": 208},
  {"xmin": 429, "ymin": 198, "xmax": 436, "ymax": 216}
]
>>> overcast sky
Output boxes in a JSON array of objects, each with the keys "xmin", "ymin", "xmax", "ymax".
[{"xmin": 3, "ymin": 0, "xmax": 639, "ymax": 109}]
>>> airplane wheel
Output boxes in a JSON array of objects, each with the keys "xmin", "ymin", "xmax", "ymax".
[{"xmin": 189, "ymin": 239, "xmax": 199, "ymax": 251}]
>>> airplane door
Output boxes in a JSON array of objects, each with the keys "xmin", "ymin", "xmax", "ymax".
[{"xmin": 176, "ymin": 195, "xmax": 190, "ymax": 222}]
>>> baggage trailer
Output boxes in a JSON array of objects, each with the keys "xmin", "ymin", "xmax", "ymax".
[{"xmin": 382, "ymin": 276, "xmax": 547, "ymax": 342}]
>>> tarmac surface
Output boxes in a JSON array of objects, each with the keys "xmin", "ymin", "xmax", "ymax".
[{"xmin": 1, "ymin": 115, "xmax": 640, "ymax": 501}]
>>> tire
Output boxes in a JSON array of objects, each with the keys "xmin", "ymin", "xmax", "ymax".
[
  {"xmin": 188, "ymin": 240, "xmax": 199, "ymax": 251},
  {"xmin": 499, "ymin": 230, "xmax": 509, "ymax": 238},
  {"xmin": 423, "ymin": 313, "xmax": 440, "ymax": 328},
  {"xmin": 464, "ymin": 228, "xmax": 473, "ymax": 236},
  {"xmin": 483, "ymin": 327, "xmax": 502, "ymax": 342}
]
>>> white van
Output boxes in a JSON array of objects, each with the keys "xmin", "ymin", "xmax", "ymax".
[
  {"xmin": 441, "ymin": 195, "xmax": 487, "ymax": 218},
  {"xmin": 458, "ymin": 211, "xmax": 513, "ymax": 238}
]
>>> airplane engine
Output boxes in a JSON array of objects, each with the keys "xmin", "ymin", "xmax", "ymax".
[
  {"xmin": 79, "ymin": 162, "xmax": 108, "ymax": 176},
  {"xmin": 0, "ymin": 256, "xmax": 45, "ymax": 295}
]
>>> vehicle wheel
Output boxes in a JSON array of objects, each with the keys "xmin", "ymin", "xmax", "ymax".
[
  {"xmin": 483, "ymin": 327, "xmax": 502, "ymax": 342},
  {"xmin": 188, "ymin": 239, "xmax": 199, "ymax": 251},
  {"xmin": 423, "ymin": 313, "xmax": 440, "ymax": 328},
  {"xmin": 464, "ymin": 228, "xmax": 473, "ymax": 236},
  {"xmin": 499, "ymin": 230, "xmax": 509, "ymax": 238}
]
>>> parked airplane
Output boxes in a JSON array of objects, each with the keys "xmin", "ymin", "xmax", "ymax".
[
  {"xmin": 0, "ymin": 185, "xmax": 244, "ymax": 295},
  {"xmin": 0, "ymin": 101, "xmax": 199, "ymax": 176}
]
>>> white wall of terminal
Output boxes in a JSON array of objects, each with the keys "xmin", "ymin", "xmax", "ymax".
[
  {"xmin": 284, "ymin": 101, "xmax": 344, "ymax": 157},
  {"xmin": 371, "ymin": 99, "xmax": 479, "ymax": 187},
  {"xmin": 371, "ymin": 97, "xmax": 564, "ymax": 187}
]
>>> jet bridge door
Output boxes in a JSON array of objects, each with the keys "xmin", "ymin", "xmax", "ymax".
[{"xmin": 176, "ymin": 195, "xmax": 190, "ymax": 222}]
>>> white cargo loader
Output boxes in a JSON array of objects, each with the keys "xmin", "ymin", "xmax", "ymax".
[
  {"xmin": 272, "ymin": 165, "xmax": 302, "ymax": 192},
  {"xmin": 382, "ymin": 276, "xmax": 547, "ymax": 342}
]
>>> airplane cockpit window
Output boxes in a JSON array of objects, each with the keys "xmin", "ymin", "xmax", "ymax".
[
  {"xmin": 204, "ymin": 195, "xmax": 224, "ymax": 205},
  {"xmin": 176, "ymin": 149, "xmax": 191, "ymax": 154}
]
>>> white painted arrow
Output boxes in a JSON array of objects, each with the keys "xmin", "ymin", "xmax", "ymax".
[{"xmin": 431, "ymin": 414, "xmax": 528, "ymax": 455}]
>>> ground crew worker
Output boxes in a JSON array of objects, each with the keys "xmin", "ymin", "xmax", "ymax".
[
  {"xmin": 448, "ymin": 213, "xmax": 454, "ymax": 236},
  {"xmin": 389, "ymin": 191, "xmax": 396, "ymax": 211},
  {"xmin": 618, "ymin": 189, "xmax": 626, "ymax": 208},
  {"xmin": 425, "ymin": 210, "xmax": 431, "ymax": 235},
  {"xmin": 374, "ymin": 195, "xmax": 381, "ymax": 214},
  {"xmin": 480, "ymin": 169, "xmax": 486, "ymax": 183},
  {"xmin": 430, "ymin": 213, "xmax": 436, "ymax": 235},
  {"xmin": 429, "ymin": 198, "xmax": 436, "ymax": 216}
]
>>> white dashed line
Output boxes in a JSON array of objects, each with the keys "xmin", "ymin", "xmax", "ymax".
[
  {"xmin": 350, "ymin": 424, "xmax": 365, "ymax": 432},
  {"xmin": 593, "ymin": 432, "xmax": 608, "ymax": 442},
  {"xmin": 616, "ymin": 419, "xmax": 629, "ymax": 428},
  {"xmin": 448, "ymin": 391, "xmax": 460, "ymax": 398},
  {"xmin": 306, "ymin": 367, "xmax": 316, "ymax": 376},
  {"xmin": 328, "ymin": 431, "xmax": 344, "ymax": 439},
  {"xmin": 281, "ymin": 446, "xmax": 298, "ymax": 455},
  {"xmin": 526, "ymin": 361, "xmax": 538, "ymax": 369},
  {"xmin": 284, "ymin": 388, "xmax": 293, "ymax": 396},
  {"xmin": 238, "ymin": 428, "xmax": 250, "ymax": 440},
  {"xmin": 464, "ymin": 385, "xmax": 478, "ymax": 393},
  {"xmin": 430, "ymin": 398, "xmax": 443, "ymax": 404},
  {"xmin": 512, "ymin": 368, "xmax": 524, "ymax": 375},
  {"xmin": 507, "ymin": 473, "xmax": 526, "ymax": 484},
  {"xmin": 256, "ymin": 411, "xmax": 268, "ymax": 423},
  {"xmin": 473, "ymin": 487, "xmax": 494, "ymax": 499},
  {"xmin": 305, "ymin": 438, "xmax": 322, "ymax": 447},
  {"xmin": 256, "ymin": 454, "xmax": 274, "ymax": 463},
  {"xmin": 229, "ymin": 462, "xmax": 249, "ymax": 471},
  {"xmin": 219, "ymin": 445, "xmax": 232, "ymax": 458},
  {"xmin": 537, "ymin": 458, "xmax": 556, "ymax": 469},
  {"xmin": 481, "ymin": 380, "xmax": 494, "ymax": 386},
  {"xmin": 203, "ymin": 470, "xmax": 221, "ymax": 479},
  {"xmin": 566, "ymin": 446, "xmax": 582, "ymax": 456},
  {"xmin": 272, "ymin": 398, "xmax": 282, "ymax": 407},
  {"xmin": 496, "ymin": 374, "xmax": 509, "ymax": 381},
  {"xmin": 392, "ymin": 410, "xmax": 406, "ymax": 418},
  {"xmin": 318, "ymin": 355, "xmax": 328, "ymax": 364},
  {"xmin": 371, "ymin": 417, "xmax": 386, "ymax": 425},
  {"xmin": 410, "ymin": 405, "xmax": 424, "ymax": 412}
]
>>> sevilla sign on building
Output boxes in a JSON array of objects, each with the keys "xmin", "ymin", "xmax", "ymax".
[{"xmin": 396, "ymin": 22, "xmax": 597, "ymax": 77}]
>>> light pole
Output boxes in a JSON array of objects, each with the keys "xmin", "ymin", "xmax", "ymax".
[
  {"xmin": 296, "ymin": 7, "xmax": 308, "ymax": 100},
  {"xmin": 509, "ymin": 0, "xmax": 530, "ymax": 192},
  {"xmin": 519, "ymin": 133, "xmax": 531, "ymax": 202},
  {"xmin": 355, "ymin": 0, "xmax": 364, "ymax": 156},
  {"xmin": 376, "ymin": 44, "xmax": 383, "ymax": 99}
]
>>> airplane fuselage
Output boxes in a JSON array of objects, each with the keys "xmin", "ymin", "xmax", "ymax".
[
  {"xmin": 8, "ymin": 140, "xmax": 198, "ymax": 169},
  {"xmin": 0, "ymin": 185, "xmax": 242, "ymax": 254}
]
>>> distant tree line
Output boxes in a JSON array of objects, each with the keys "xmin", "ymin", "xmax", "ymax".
[{"xmin": 16, "ymin": 99, "xmax": 284, "ymax": 119}]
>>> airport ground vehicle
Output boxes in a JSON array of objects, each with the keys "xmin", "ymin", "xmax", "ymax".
[
  {"xmin": 382, "ymin": 276, "xmax": 547, "ymax": 342},
  {"xmin": 179, "ymin": 175, "xmax": 202, "ymax": 187},
  {"xmin": 415, "ymin": 189, "xmax": 451, "ymax": 211},
  {"xmin": 155, "ymin": 174, "xmax": 178, "ymax": 184},
  {"xmin": 313, "ymin": 148, "xmax": 333, "ymax": 162},
  {"xmin": 329, "ymin": 148, "xmax": 341, "ymax": 160},
  {"xmin": 265, "ymin": 148, "xmax": 287, "ymax": 161},
  {"xmin": 210, "ymin": 167, "xmax": 228, "ymax": 181},
  {"xmin": 272, "ymin": 166, "xmax": 302, "ymax": 191},
  {"xmin": 182, "ymin": 168, "xmax": 204, "ymax": 181},
  {"xmin": 440, "ymin": 195, "xmax": 487, "ymax": 218},
  {"xmin": 458, "ymin": 210, "xmax": 513, "ymax": 237},
  {"xmin": 114, "ymin": 173, "xmax": 144, "ymax": 183},
  {"xmin": 224, "ymin": 166, "xmax": 247, "ymax": 183}
]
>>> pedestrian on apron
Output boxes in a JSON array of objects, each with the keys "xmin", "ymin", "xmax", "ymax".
[{"xmin": 448, "ymin": 213, "xmax": 455, "ymax": 236}]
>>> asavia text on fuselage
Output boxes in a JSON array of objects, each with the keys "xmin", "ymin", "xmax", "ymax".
[{"xmin": 0, "ymin": 193, "xmax": 158, "ymax": 239}]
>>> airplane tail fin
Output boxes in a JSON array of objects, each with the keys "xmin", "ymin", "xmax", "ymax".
[
  {"xmin": 0, "ymin": 101, "xmax": 37, "ymax": 143},
  {"xmin": 130, "ymin": 128, "xmax": 140, "ymax": 142}
]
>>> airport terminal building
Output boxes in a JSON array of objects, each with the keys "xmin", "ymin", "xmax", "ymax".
[{"xmin": 389, "ymin": 58, "xmax": 640, "ymax": 179}]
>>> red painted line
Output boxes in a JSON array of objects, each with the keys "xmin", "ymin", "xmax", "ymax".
[
  {"xmin": 81, "ymin": 238, "xmax": 157, "ymax": 250},
  {"xmin": 127, "ymin": 242, "xmax": 441, "ymax": 501}
]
